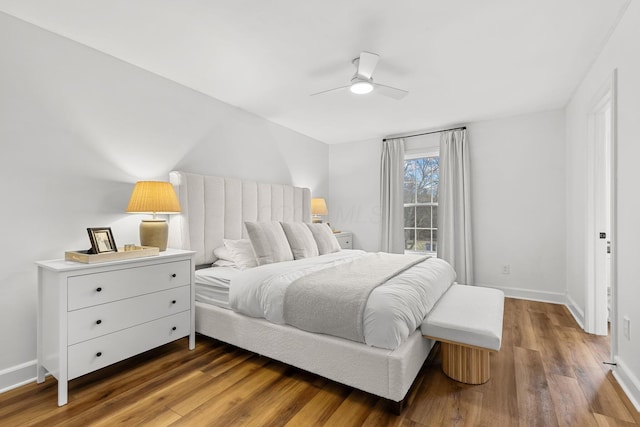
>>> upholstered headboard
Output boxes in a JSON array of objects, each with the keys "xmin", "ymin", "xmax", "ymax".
[{"xmin": 168, "ymin": 171, "xmax": 312, "ymax": 266}]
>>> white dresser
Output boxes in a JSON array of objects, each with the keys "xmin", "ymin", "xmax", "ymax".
[
  {"xmin": 36, "ymin": 249, "xmax": 196, "ymax": 406},
  {"xmin": 334, "ymin": 231, "xmax": 353, "ymax": 249}
]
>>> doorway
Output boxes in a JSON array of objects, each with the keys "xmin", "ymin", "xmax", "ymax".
[{"xmin": 585, "ymin": 70, "xmax": 617, "ymax": 358}]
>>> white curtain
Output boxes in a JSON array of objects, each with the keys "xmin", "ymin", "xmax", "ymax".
[
  {"xmin": 380, "ymin": 138, "xmax": 406, "ymax": 253},
  {"xmin": 439, "ymin": 129, "xmax": 474, "ymax": 285}
]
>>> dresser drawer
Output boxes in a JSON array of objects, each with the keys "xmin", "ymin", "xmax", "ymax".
[
  {"xmin": 67, "ymin": 286, "xmax": 190, "ymax": 345},
  {"xmin": 68, "ymin": 260, "xmax": 190, "ymax": 310},
  {"xmin": 67, "ymin": 310, "xmax": 190, "ymax": 380}
]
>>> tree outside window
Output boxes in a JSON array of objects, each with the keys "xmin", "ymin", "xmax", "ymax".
[{"xmin": 404, "ymin": 156, "xmax": 439, "ymax": 253}]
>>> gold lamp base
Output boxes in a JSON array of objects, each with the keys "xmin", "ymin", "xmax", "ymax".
[{"xmin": 139, "ymin": 219, "xmax": 169, "ymax": 251}]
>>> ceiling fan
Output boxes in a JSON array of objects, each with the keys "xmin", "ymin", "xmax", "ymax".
[{"xmin": 311, "ymin": 51, "xmax": 408, "ymax": 100}]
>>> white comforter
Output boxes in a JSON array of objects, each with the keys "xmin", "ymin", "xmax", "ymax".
[{"xmin": 229, "ymin": 250, "xmax": 456, "ymax": 350}]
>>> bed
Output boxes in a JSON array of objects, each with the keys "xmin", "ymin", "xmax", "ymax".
[{"xmin": 167, "ymin": 171, "xmax": 456, "ymax": 409}]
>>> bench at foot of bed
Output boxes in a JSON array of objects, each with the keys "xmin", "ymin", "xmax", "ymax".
[{"xmin": 421, "ymin": 284, "xmax": 505, "ymax": 385}]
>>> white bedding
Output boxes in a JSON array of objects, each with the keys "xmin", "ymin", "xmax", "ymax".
[
  {"xmin": 229, "ymin": 250, "xmax": 456, "ymax": 350},
  {"xmin": 195, "ymin": 266, "xmax": 241, "ymax": 309}
]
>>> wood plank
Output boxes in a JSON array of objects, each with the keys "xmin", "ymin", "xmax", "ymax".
[
  {"xmin": 509, "ymin": 299, "xmax": 540, "ymax": 350},
  {"xmin": 594, "ymin": 413, "xmax": 639, "ymax": 427},
  {"xmin": 529, "ymin": 310, "xmax": 575, "ymax": 378},
  {"xmin": 514, "ymin": 346, "xmax": 559, "ymax": 427},
  {"xmin": 322, "ymin": 390, "xmax": 380, "ymax": 426},
  {"xmin": 574, "ymin": 366, "xmax": 636, "ymax": 423},
  {"xmin": 284, "ymin": 380, "xmax": 353, "ymax": 427},
  {"xmin": 167, "ymin": 362, "xmax": 293, "ymax": 426},
  {"xmin": 548, "ymin": 374, "xmax": 599, "ymax": 427}
]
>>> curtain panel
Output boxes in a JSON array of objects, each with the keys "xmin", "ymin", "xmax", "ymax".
[
  {"xmin": 380, "ymin": 138, "xmax": 406, "ymax": 253},
  {"xmin": 439, "ymin": 129, "xmax": 474, "ymax": 285}
]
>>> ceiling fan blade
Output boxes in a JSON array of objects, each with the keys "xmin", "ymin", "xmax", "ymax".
[
  {"xmin": 357, "ymin": 51, "xmax": 379, "ymax": 79},
  {"xmin": 374, "ymin": 83, "xmax": 409, "ymax": 100},
  {"xmin": 310, "ymin": 85, "xmax": 350, "ymax": 97}
]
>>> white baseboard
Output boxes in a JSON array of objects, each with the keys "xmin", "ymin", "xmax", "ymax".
[
  {"xmin": 613, "ymin": 357, "xmax": 640, "ymax": 412},
  {"xmin": 0, "ymin": 360, "xmax": 36, "ymax": 394},
  {"xmin": 565, "ymin": 293, "xmax": 586, "ymax": 329},
  {"xmin": 476, "ymin": 283, "xmax": 567, "ymax": 305}
]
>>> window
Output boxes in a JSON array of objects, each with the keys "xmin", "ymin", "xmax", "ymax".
[{"xmin": 404, "ymin": 155, "xmax": 439, "ymax": 253}]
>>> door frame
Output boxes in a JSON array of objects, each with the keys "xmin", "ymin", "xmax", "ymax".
[{"xmin": 585, "ymin": 69, "xmax": 617, "ymax": 356}]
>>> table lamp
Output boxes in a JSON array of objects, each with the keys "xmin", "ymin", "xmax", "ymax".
[
  {"xmin": 126, "ymin": 181, "xmax": 181, "ymax": 251},
  {"xmin": 311, "ymin": 198, "xmax": 328, "ymax": 223}
]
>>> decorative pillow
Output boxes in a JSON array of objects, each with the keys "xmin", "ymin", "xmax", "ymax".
[
  {"xmin": 213, "ymin": 245, "xmax": 233, "ymax": 263},
  {"xmin": 306, "ymin": 223, "xmax": 341, "ymax": 255},
  {"xmin": 280, "ymin": 222, "xmax": 319, "ymax": 259},
  {"xmin": 212, "ymin": 258, "xmax": 236, "ymax": 267},
  {"xmin": 212, "ymin": 239, "xmax": 257, "ymax": 269},
  {"xmin": 245, "ymin": 221, "xmax": 294, "ymax": 265},
  {"xmin": 224, "ymin": 238, "xmax": 258, "ymax": 269}
]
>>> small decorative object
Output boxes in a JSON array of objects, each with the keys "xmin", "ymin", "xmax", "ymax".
[
  {"xmin": 126, "ymin": 181, "xmax": 182, "ymax": 251},
  {"xmin": 311, "ymin": 198, "xmax": 328, "ymax": 223},
  {"xmin": 87, "ymin": 227, "xmax": 117, "ymax": 254}
]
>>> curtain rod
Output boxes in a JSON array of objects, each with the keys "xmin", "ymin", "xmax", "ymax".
[{"xmin": 383, "ymin": 126, "xmax": 466, "ymax": 142}]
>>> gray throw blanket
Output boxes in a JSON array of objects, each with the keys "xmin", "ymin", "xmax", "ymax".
[{"xmin": 283, "ymin": 252, "xmax": 429, "ymax": 343}]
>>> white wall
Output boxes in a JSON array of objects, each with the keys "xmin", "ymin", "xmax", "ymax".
[
  {"xmin": 0, "ymin": 12, "xmax": 328, "ymax": 391},
  {"xmin": 470, "ymin": 111, "xmax": 566, "ymax": 300},
  {"xmin": 565, "ymin": 0, "xmax": 640, "ymax": 409},
  {"xmin": 328, "ymin": 139, "xmax": 382, "ymax": 251},
  {"xmin": 330, "ymin": 110, "xmax": 567, "ymax": 302}
]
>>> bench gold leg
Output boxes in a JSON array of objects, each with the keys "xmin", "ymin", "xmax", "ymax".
[{"xmin": 441, "ymin": 342, "xmax": 490, "ymax": 384}]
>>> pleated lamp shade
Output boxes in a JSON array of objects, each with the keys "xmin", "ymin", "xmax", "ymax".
[
  {"xmin": 311, "ymin": 198, "xmax": 328, "ymax": 223},
  {"xmin": 126, "ymin": 181, "xmax": 181, "ymax": 251}
]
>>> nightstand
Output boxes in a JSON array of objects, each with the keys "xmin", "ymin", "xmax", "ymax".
[
  {"xmin": 36, "ymin": 249, "xmax": 196, "ymax": 406},
  {"xmin": 334, "ymin": 231, "xmax": 353, "ymax": 249}
]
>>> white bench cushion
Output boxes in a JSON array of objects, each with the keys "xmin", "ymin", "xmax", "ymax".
[{"xmin": 421, "ymin": 284, "xmax": 504, "ymax": 351}]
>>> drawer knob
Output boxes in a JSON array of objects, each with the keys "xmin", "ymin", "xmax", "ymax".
[
  {"xmin": 96, "ymin": 352, "xmax": 102, "ymax": 357},
  {"xmin": 96, "ymin": 319, "xmax": 102, "ymax": 325},
  {"xmin": 171, "ymin": 273, "xmax": 177, "ymax": 278},
  {"xmin": 172, "ymin": 300, "xmax": 177, "ymax": 304},
  {"xmin": 96, "ymin": 287, "xmax": 102, "ymax": 292},
  {"xmin": 172, "ymin": 326, "xmax": 177, "ymax": 331}
]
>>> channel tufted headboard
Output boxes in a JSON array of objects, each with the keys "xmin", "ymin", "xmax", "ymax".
[{"xmin": 168, "ymin": 171, "xmax": 312, "ymax": 266}]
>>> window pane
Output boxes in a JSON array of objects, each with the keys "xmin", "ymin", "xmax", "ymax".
[
  {"xmin": 404, "ymin": 159, "xmax": 415, "ymax": 181},
  {"xmin": 404, "ymin": 206, "xmax": 415, "ymax": 228},
  {"xmin": 432, "ymin": 229, "xmax": 438, "ymax": 253},
  {"xmin": 432, "ymin": 206, "xmax": 438, "ymax": 229},
  {"xmin": 431, "ymin": 158, "xmax": 439, "ymax": 202},
  {"xmin": 416, "ymin": 205, "xmax": 431, "ymax": 228},
  {"xmin": 404, "ymin": 229, "xmax": 414, "ymax": 251},
  {"xmin": 403, "ymin": 181, "xmax": 415, "ymax": 204},
  {"xmin": 417, "ymin": 229, "xmax": 431, "ymax": 252},
  {"xmin": 417, "ymin": 182, "xmax": 430, "ymax": 203}
]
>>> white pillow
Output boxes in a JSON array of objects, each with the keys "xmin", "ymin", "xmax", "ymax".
[
  {"xmin": 245, "ymin": 221, "xmax": 294, "ymax": 265},
  {"xmin": 224, "ymin": 239, "xmax": 258, "ymax": 269},
  {"xmin": 212, "ymin": 258, "xmax": 236, "ymax": 267},
  {"xmin": 213, "ymin": 245, "xmax": 233, "ymax": 262},
  {"xmin": 212, "ymin": 239, "xmax": 257, "ymax": 269},
  {"xmin": 306, "ymin": 223, "xmax": 341, "ymax": 255},
  {"xmin": 280, "ymin": 222, "xmax": 319, "ymax": 259}
]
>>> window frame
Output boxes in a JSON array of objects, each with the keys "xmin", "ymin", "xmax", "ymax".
[{"xmin": 403, "ymin": 149, "xmax": 439, "ymax": 256}]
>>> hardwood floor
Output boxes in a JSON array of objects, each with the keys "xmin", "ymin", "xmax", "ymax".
[{"xmin": 2, "ymin": 298, "xmax": 639, "ymax": 426}]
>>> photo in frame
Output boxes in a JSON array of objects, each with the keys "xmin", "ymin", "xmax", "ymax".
[{"xmin": 87, "ymin": 227, "xmax": 118, "ymax": 254}]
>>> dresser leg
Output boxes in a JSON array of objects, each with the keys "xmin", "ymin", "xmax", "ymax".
[
  {"xmin": 36, "ymin": 364, "xmax": 45, "ymax": 384},
  {"xmin": 58, "ymin": 381, "xmax": 68, "ymax": 406}
]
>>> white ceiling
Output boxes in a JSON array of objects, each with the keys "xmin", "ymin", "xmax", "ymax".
[{"xmin": 0, "ymin": 0, "xmax": 631, "ymax": 144}]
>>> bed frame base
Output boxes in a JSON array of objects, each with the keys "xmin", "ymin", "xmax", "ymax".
[{"xmin": 195, "ymin": 302, "xmax": 435, "ymax": 409}]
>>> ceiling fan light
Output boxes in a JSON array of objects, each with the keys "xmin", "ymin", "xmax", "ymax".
[{"xmin": 350, "ymin": 81, "xmax": 373, "ymax": 95}]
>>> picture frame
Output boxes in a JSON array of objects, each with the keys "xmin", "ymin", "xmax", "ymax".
[{"xmin": 87, "ymin": 227, "xmax": 118, "ymax": 254}]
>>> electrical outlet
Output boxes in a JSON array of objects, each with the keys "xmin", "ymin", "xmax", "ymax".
[
  {"xmin": 623, "ymin": 316, "xmax": 631, "ymax": 340},
  {"xmin": 502, "ymin": 265, "xmax": 510, "ymax": 275}
]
